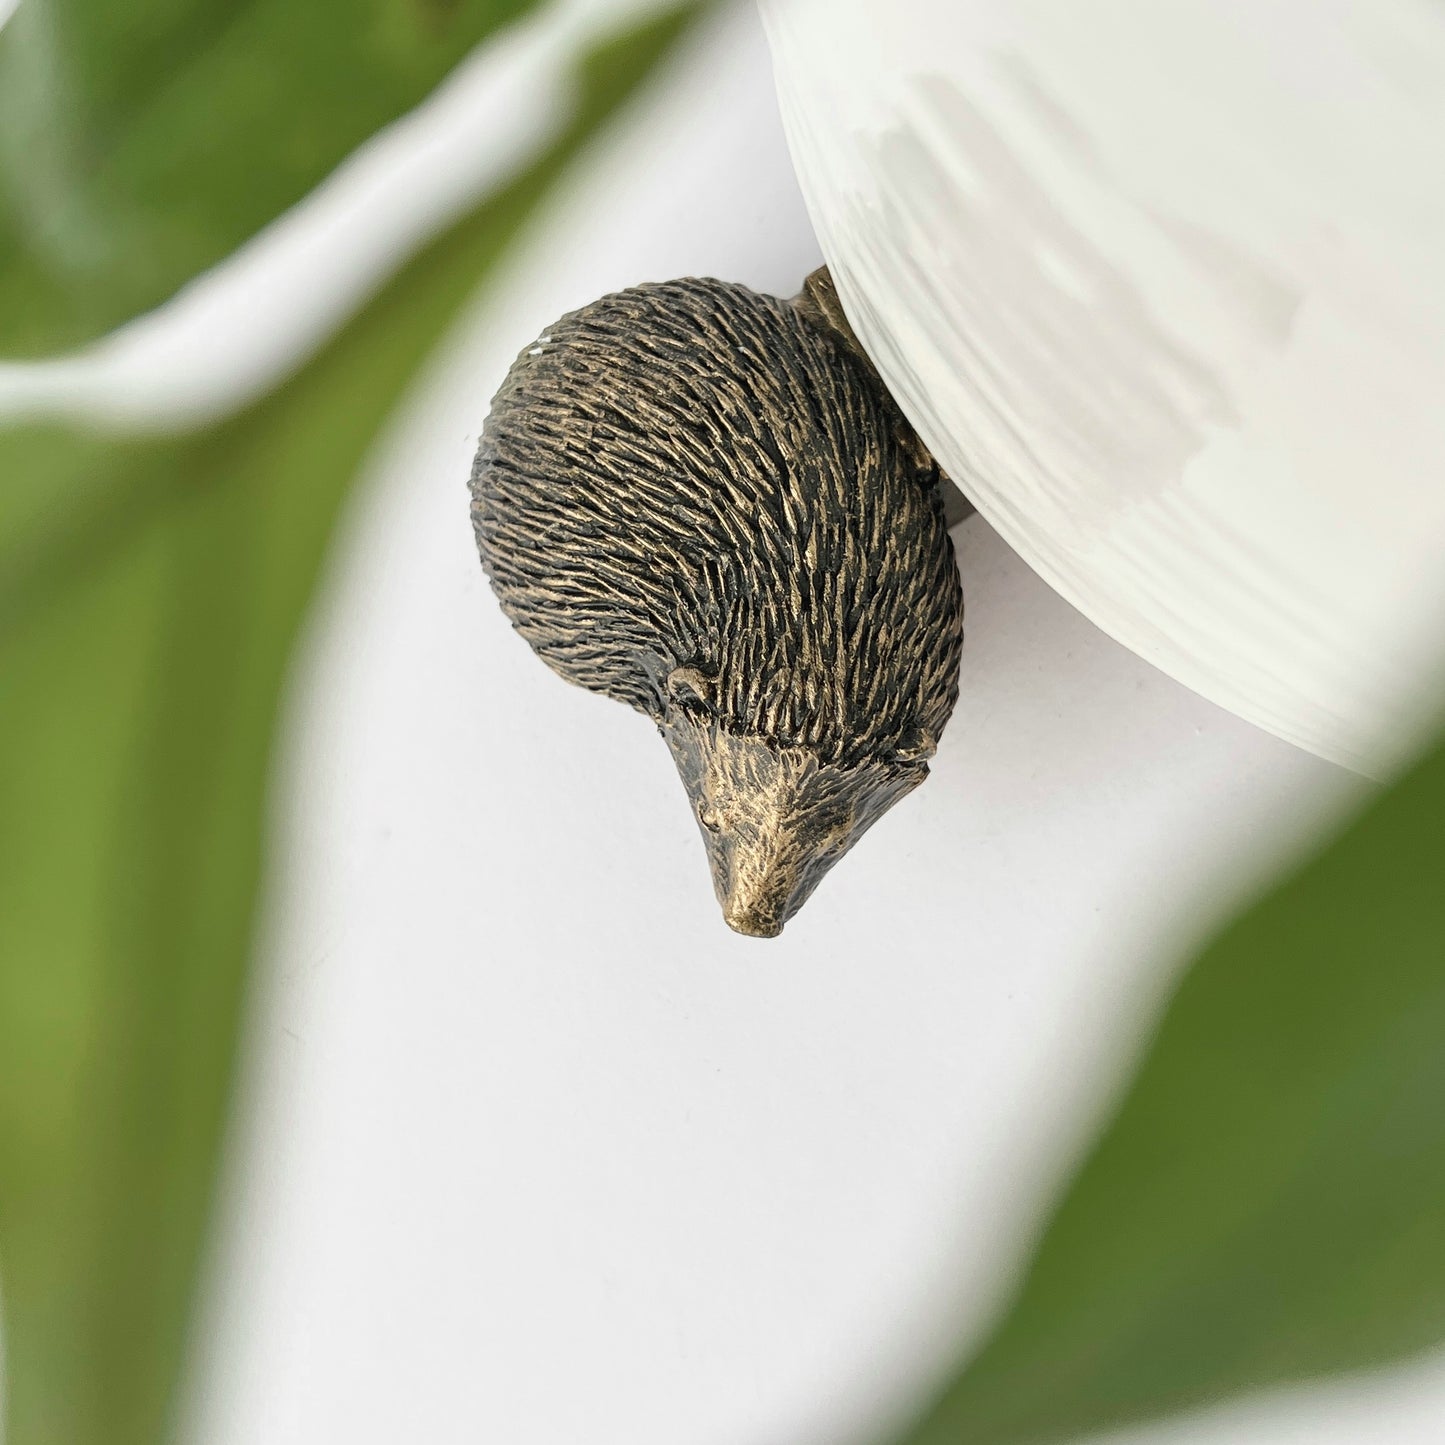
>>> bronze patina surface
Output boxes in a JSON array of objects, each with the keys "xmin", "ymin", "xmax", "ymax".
[{"xmin": 469, "ymin": 268, "xmax": 964, "ymax": 937}]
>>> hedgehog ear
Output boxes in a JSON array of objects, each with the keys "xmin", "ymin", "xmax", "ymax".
[
  {"xmin": 666, "ymin": 666, "xmax": 715, "ymax": 712},
  {"xmin": 895, "ymin": 728, "xmax": 936, "ymax": 766}
]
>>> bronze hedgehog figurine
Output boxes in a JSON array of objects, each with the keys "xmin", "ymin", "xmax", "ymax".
[{"xmin": 469, "ymin": 268, "xmax": 964, "ymax": 938}]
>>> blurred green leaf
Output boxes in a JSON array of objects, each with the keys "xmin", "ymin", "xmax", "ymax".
[
  {"xmin": 0, "ymin": 0, "xmax": 540, "ymax": 356},
  {"xmin": 0, "ymin": 11, "xmax": 696, "ymax": 1445},
  {"xmin": 893, "ymin": 727, "xmax": 1445, "ymax": 1445}
]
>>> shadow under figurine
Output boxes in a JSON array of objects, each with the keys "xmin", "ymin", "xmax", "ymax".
[{"xmin": 470, "ymin": 269, "xmax": 964, "ymax": 938}]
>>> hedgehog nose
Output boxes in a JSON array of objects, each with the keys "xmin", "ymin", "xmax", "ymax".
[
  {"xmin": 719, "ymin": 868, "xmax": 792, "ymax": 938},
  {"xmin": 722, "ymin": 900, "xmax": 785, "ymax": 939}
]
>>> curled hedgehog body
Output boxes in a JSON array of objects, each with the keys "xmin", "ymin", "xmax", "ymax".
[{"xmin": 470, "ymin": 272, "xmax": 963, "ymax": 938}]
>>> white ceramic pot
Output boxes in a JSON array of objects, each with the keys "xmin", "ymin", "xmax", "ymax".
[{"xmin": 762, "ymin": 0, "xmax": 1445, "ymax": 775}]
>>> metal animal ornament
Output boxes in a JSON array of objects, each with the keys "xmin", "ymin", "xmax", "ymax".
[{"xmin": 469, "ymin": 268, "xmax": 965, "ymax": 937}]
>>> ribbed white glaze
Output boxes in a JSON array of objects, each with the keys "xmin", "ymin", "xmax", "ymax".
[{"xmin": 761, "ymin": 0, "xmax": 1445, "ymax": 775}]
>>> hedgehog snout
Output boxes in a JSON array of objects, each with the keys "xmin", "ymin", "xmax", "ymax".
[
  {"xmin": 713, "ymin": 818, "xmax": 824, "ymax": 940},
  {"xmin": 663, "ymin": 715, "xmax": 926, "ymax": 938},
  {"xmin": 722, "ymin": 881, "xmax": 790, "ymax": 940}
]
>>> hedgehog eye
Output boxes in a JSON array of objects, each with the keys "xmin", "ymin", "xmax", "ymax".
[
  {"xmin": 667, "ymin": 666, "xmax": 714, "ymax": 713},
  {"xmin": 895, "ymin": 729, "xmax": 937, "ymax": 765}
]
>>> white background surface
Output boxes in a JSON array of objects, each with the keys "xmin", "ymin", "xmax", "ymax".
[{"xmin": 6, "ymin": 3, "xmax": 1444, "ymax": 1443}]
